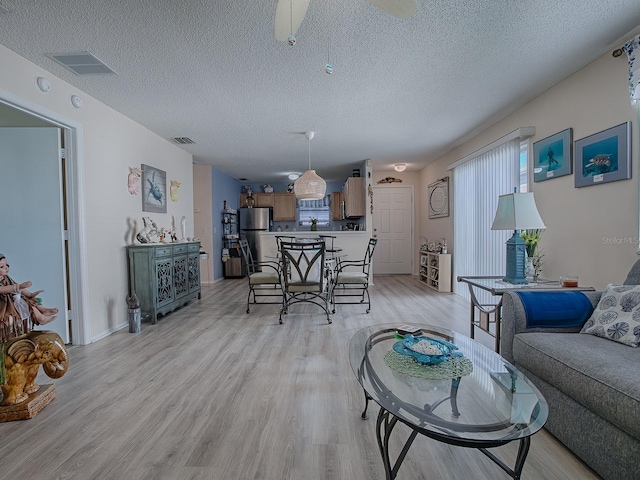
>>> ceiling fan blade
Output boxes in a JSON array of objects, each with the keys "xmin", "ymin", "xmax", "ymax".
[
  {"xmin": 368, "ymin": 0, "xmax": 417, "ymax": 18},
  {"xmin": 274, "ymin": 0, "xmax": 311, "ymax": 41}
]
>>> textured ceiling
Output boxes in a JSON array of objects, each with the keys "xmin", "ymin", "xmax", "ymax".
[{"xmin": 1, "ymin": 1, "xmax": 639, "ymax": 183}]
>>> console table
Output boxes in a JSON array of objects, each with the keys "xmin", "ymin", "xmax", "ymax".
[
  {"xmin": 457, "ymin": 276, "xmax": 594, "ymax": 353},
  {"xmin": 127, "ymin": 242, "xmax": 201, "ymax": 324}
]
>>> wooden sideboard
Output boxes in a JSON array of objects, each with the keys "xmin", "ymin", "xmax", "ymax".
[{"xmin": 127, "ymin": 242, "xmax": 201, "ymax": 324}]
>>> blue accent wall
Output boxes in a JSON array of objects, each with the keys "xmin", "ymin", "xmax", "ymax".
[{"xmin": 211, "ymin": 167, "xmax": 241, "ymax": 281}]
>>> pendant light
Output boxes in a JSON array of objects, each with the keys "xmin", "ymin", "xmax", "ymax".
[{"xmin": 294, "ymin": 131, "xmax": 326, "ymax": 200}]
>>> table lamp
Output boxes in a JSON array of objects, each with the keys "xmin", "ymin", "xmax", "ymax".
[{"xmin": 491, "ymin": 192, "xmax": 545, "ymax": 284}]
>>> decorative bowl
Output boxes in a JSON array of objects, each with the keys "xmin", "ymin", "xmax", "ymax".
[{"xmin": 392, "ymin": 334, "xmax": 462, "ymax": 365}]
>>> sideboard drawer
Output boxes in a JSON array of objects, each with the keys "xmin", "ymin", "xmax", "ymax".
[
  {"xmin": 188, "ymin": 243, "xmax": 200, "ymax": 253},
  {"xmin": 173, "ymin": 244, "xmax": 187, "ymax": 255},
  {"xmin": 154, "ymin": 246, "xmax": 172, "ymax": 257}
]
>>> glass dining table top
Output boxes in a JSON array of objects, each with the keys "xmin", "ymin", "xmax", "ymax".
[{"xmin": 349, "ymin": 323, "xmax": 548, "ymax": 445}]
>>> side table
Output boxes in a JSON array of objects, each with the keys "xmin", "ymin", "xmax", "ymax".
[{"xmin": 456, "ymin": 276, "xmax": 594, "ymax": 353}]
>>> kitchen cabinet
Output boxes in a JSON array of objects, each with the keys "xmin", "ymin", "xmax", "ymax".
[
  {"xmin": 127, "ymin": 242, "xmax": 201, "ymax": 324},
  {"xmin": 240, "ymin": 193, "xmax": 273, "ymax": 207},
  {"xmin": 342, "ymin": 177, "xmax": 365, "ymax": 218},
  {"xmin": 331, "ymin": 191, "xmax": 343, "ymax": 220},
  {"xmin": 273, "ymin": 192, "xmax": 296, "ymax": 221}
]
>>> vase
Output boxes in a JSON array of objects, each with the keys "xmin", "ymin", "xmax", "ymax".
[
  {"xmin": 525, "ymin": 256, "xmax": 535, "ymax": 282},
  {"xmin": 310, "ymin": 224, "xmax": 317, "ymax": 231}
]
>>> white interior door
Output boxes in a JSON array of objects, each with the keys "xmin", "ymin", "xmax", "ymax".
[
  {"xmin": 372, "ymin": 186, "xmax": 413, "ymax": 274},
  {"xmin": 1, "ymin": 127, "xmax": 68, "ymax": 342}
]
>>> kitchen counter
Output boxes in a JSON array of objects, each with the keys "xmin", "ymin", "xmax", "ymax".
[{"xmin": 258, "ymin": 231, "xmax": 370, "ymax": 263}]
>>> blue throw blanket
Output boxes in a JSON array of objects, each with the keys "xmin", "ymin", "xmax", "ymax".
[{"xmin": 515, "ymin": 291, "xmax": 594, "ymax": 329}]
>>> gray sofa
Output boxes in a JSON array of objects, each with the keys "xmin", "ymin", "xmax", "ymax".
[{"xmin": 500, "ymin": 261, "xmax": 640, "ymax": 480}]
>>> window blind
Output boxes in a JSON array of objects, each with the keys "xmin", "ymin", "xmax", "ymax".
[{"xmin": 453, "ymin": 138, "xmax": 521, "ymax": 304}]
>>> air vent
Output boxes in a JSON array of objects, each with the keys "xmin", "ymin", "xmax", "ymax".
[
  {"xmin": 46, "ymin": 51, "xmax": 116, "ymax": 75},
  {"xmin": 172, "ymin": 137, "xmax": 196, "ymax": 145},
  {"xmin": 239, "ymin": 178, "xmax": 248, "ymax": 181}
]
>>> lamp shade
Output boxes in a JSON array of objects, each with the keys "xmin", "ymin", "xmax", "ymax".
[
  {"xmin": 491, "ymin": 193, "xmax": 546, "ymax": 231},
  {"xmin": 294, "ymin": 170, "xmax": 326, "ymax": 200},
  {"xmin": 294, "ymin": 130, "xmax": 326, "ymax": 200}
]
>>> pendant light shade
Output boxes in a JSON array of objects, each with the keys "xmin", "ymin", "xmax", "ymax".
[{"xmin": 294, "ymin": 131, "xmax": 326, "ymax": 200}]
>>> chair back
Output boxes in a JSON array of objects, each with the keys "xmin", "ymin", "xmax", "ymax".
[
  {"xmin": 238, "ymin": 239, "xmax": 257, "ymax": 275},
  {"xmin": 363, "ymin": 238, "xmax": 378, "ymax": 274},
  {"xmin": 275, "ymin": 235, "xmax": 296, "ymax": 251},
  {"xmin": 280, "ymin": 241, "xmax": 325, "ymax": 291}
]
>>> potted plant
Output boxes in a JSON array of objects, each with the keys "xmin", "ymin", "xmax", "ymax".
[
  {"xmin": 310, "ymin": 217, "xmax": 318, "ymax": 231},
  {"xmin": 520, "ymin": 229, "xmax": 543, "ymax": 281}
]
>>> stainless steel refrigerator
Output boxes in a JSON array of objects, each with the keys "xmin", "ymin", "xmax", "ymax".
[{"xmin": 240, "ymin": 207, "xmax": 271, "ymax": 262}]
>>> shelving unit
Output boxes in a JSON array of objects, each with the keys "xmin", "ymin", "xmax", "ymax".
[
  {"xmin": 419, "ymin": 251, "xmax": 451, "ymax": 292},
  {"xmin": 222, "ymin": 210, "xmax": 242, "ymax": 278}
]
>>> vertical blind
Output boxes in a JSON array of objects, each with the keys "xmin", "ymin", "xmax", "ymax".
[{"xmin": 453, "ymin": 139, "xmax": 521, "ymax": 303}]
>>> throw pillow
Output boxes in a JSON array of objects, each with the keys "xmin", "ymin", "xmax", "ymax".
[{"xmin": 580, "ymin": 284, "xmax": 640, "ymax": 347}]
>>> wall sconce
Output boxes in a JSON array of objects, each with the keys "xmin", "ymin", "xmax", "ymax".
[{"xmin": 393, "ymin": 164, "xmax": 407, "ymax": 172}]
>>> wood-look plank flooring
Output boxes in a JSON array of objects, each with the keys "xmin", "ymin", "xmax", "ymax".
[{"xmin": 0, "ymin": 275, "xmax": 600, "ymax": 480}]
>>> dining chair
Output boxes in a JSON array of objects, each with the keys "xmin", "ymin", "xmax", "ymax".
[
  {"xmin": 238, "ymin": 239, "xmax": 283, "ymax": 313},
  {"xmin": 275, "ymin": 235, "xmax": 296, "ymax": 252},
  {"xmin": 318, "ymin": 235, "xmax": 342, "ymax": 254},
  {"xmin": 331, "ymin": 238, "xmax": 378, "ymax": 313},
  {"xmin": 279, "ymin": 240, "xmax": 331, "ymax": 324}
]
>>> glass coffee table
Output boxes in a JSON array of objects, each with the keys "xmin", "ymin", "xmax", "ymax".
[{"xmin": 349, "ymin": 323, "xmax": 548, "ymax": 480}]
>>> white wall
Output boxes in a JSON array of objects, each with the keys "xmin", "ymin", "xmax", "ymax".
[
  {"xmin": 421, "ymin": 50, "xmax": 639, "ymax": 291},
  {"xmin": 193, "ymin": 164, "xmax": 214, "ymax": 284},
  {"xmin": 0, "ymin": 44, "xmax": 195, "ymax": 342}
]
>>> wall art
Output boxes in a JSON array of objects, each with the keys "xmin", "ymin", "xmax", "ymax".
[
  {"xmin": 574, "ymin": 122, "xmax": 631, "ymax": 188},
  {"xmin": 533, "ymin": 128, "xmax": 572, "ymax": 182},
  {"xmin": 142, "ymin": 164, "xmax": 167, "ymax": 213},
  {"xmin": 428, "ymin": 177, "xmax": 449, "ymax": 218}
]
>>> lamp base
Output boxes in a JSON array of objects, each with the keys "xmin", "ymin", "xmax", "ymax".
[{"xmin": 503, "ymin": 231, "xmax": 528, "ymax": 284}]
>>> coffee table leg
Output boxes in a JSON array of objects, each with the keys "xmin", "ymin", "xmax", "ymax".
[
  {"xmin": 376, "ymin": 407, "xmax": 419, "ymax": 480},
  {"xmin": 480, "ymin": 436, "xmax": 531, "ymax": 480},
  {"xmin": 450, "ymin": 378, "xmax": 461, "ymax": 417},
  {"xmin": 361, "ymin": 390, "xmax": 372, "ymax": 419}
]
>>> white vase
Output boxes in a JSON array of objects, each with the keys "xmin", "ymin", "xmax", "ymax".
[{"xmin": 525, "ymin": 256, "xmax": 535, "ymax": 282}]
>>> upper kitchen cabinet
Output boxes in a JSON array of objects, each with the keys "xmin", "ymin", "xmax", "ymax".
[
  {"xmin": 273, "ymin": 193, "xmax": 296, "ymax": 221},
  {"xmin": 331, "ymin": 191, "xmax": 343, "ymax": 220},
  {"xmin": 343, "ymin": 177, "xmax": 365, "ymax": 218},
  {"xmin": 240, "ymin": 193, "xmax": 274, "ymax": 208}
]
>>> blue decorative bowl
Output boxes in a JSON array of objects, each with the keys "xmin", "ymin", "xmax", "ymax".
[{"xmin": 392, "ymin": 334, "xmax": 462, "ymax": 365}]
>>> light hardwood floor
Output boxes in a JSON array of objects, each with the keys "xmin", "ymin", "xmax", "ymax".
[{"xmin": 0, "ymin": 275, "xmax": 600, "ymax": 480}]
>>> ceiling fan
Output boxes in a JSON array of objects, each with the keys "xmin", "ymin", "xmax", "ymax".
[{"xmin": 274, "ymin": 0, "xmax": 418, "ymax": 43}]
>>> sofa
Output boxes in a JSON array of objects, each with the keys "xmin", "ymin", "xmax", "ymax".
[{"xmin": 500, "ymin": 261, "xmax": 640, "ymax": 480}]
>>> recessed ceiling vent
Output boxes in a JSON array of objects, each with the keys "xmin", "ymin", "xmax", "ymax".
[
  {"xmin": 172, "ymin": 137, "xmax": 196, "ymax": 145},
  {"xmin": 46, "ymin": 51, "xmax": 116, "ymax": 75}
]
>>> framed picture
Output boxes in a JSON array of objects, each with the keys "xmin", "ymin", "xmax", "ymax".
[
  {"xmin": 420, "ymin": 255, "xmax": 427, "ymax": 266},
  {"xmin": 574, "ymin": 122, "xmax": 631, "ymax": 188},
  {"xmin": 141, "ymin": 164, "xmax": 167, "ymax": 213},
  {"xmin": 533, "ymin": 128, "xmax": 572, "ymax": 182},
  {"xmin": 428, "ymin": 177, "xmax": 449, "ymax": 218}
]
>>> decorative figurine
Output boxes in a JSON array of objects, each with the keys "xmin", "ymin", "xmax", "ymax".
[
  {"xmin": 127, "ymin": 166, "xmax": 141, "ymax": 195},
  {"xmin": 170, "ymin": 180, "xmax": 181, "ymax": 202},
  {"xmin": 136, "ymin": 217, "xmax": 159, "ymax": 243},
  {"xmin": 0, "ymin": 254, "xmax": 68, "ymax": 411}
]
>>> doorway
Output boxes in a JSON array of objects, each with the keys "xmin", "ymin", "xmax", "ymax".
[
  {"xmin": 0, "ymin": 96, "xmax": 88, "ymax": 345},
  {"xmin": 372, "ymin": 185, "xmax": 414, "ymax": 275}
]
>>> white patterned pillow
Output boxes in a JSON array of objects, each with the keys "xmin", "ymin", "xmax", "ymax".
[{"xmin": 580, "ymin": 284, "xmax": 640, "ymax": 347}]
